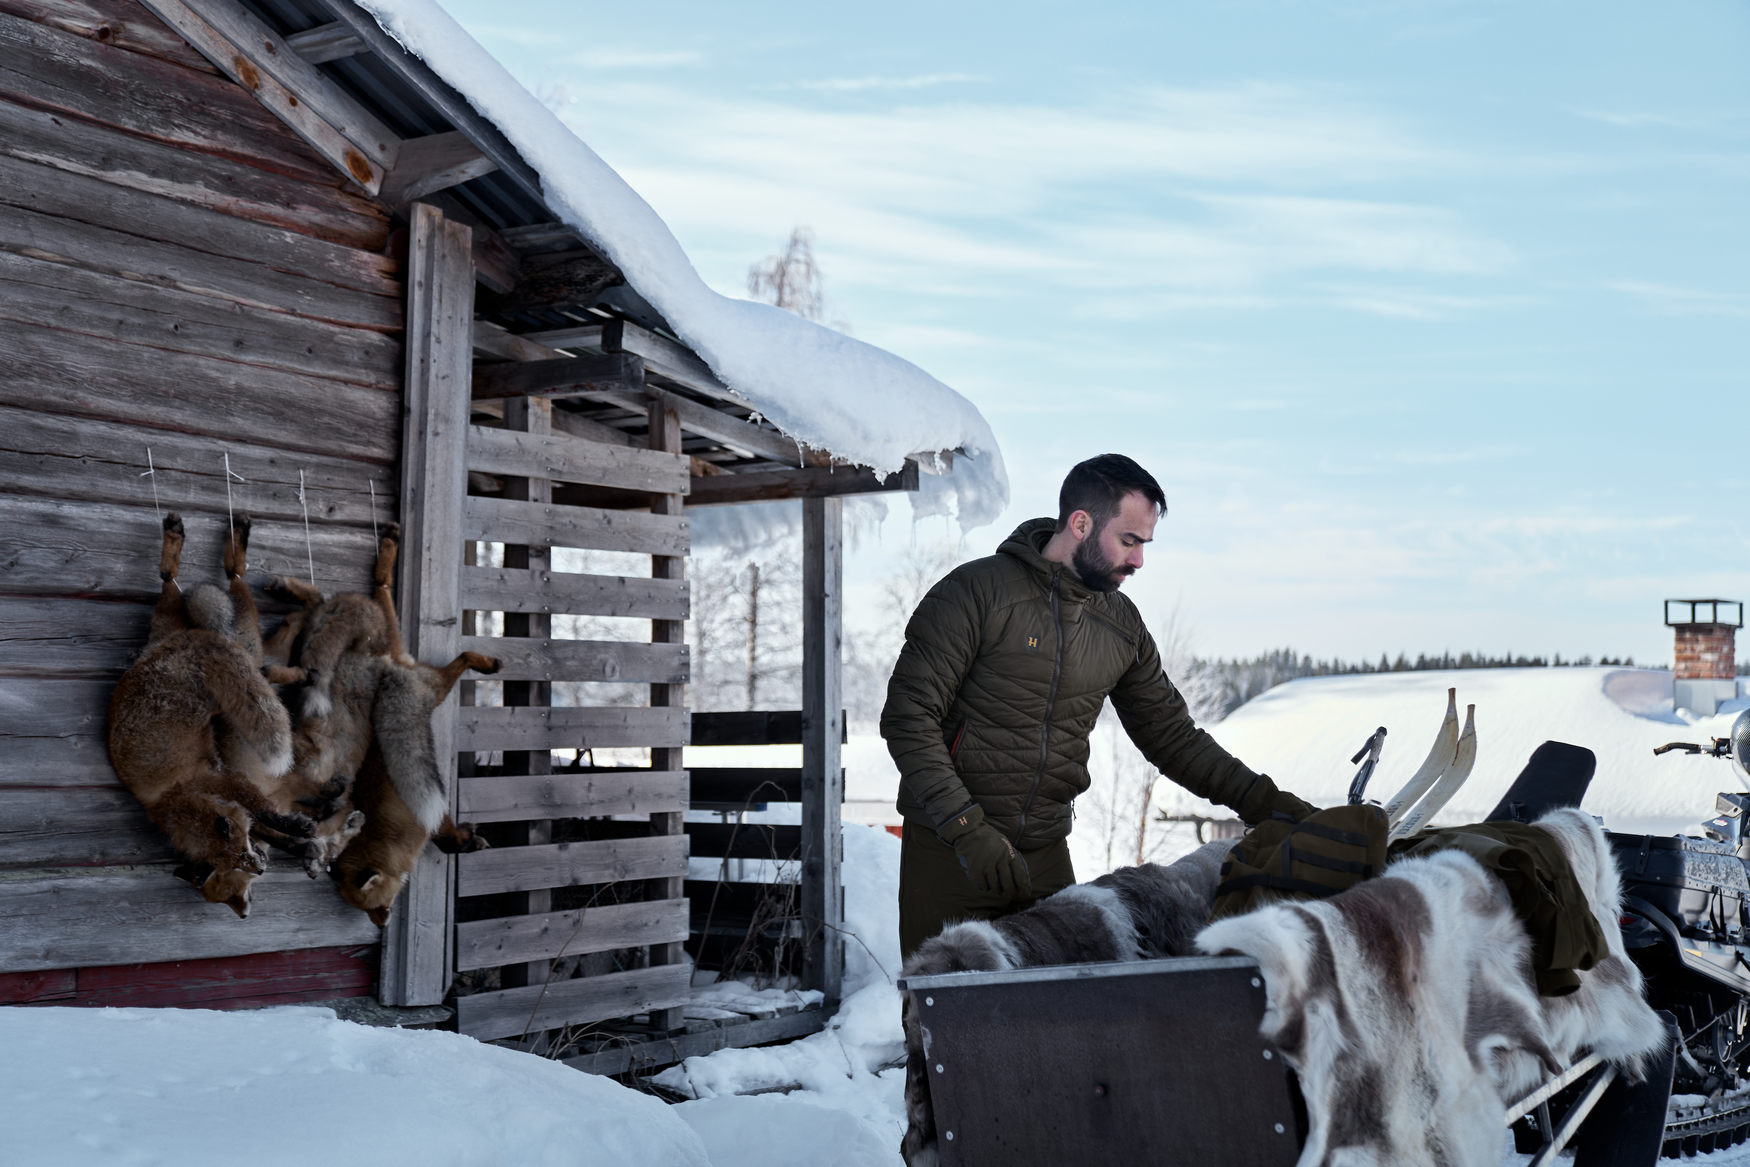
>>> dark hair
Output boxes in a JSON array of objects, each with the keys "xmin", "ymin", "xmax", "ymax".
[{"xmin": 1055, "ymin": 454, "xmax": 1167, "ymax": 532}]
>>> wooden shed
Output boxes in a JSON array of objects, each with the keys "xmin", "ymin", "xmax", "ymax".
[{"xmin": 0, "ymin": 0, "xmax": 989, "ymax": 1069}]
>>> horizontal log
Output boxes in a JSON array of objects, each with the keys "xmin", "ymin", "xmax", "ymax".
[
  {"xmin": 472, "ymin": 321, "xmax": 564, "ymax": 363},
  {"xmin": 0, "ymin": 317, "xmax": 401, "ymax": 463},
  {"xmin": 0, "ymin": 786, "xmax": 171, "ymax": 868},
  {"xmin": 686, "ymin": 462, "xmax": 919, "ymax": 507},
  {"xmin": 0, "ymin": 495, "xmax": 382, "ymax": 604},
  {"xmin": 0, "ymin": 244, "xmax": 399, "ymax": 390},
  {"xmin": 690, "ymin": 710, "xmax": 804, "ymax": 747},
  {"xmin": 688, "ymin": 768, "xmax": 804, "ymax": 805},
  {"xmin": 454, "ymin": 897, "xmax": 687, "ymax": 971},
  {"xmin": 0, "ymin": 866, "xmax": 380, "ymax": 973},
  {"xmin": 647, "ymin": 387, "xmax": 803, "ymax": 467},
  {"xmin": 520, "ymin": 323, "xmax": 602, "ymax": 349},
  {"xmin": 471, "ymin": 352, "xmax": 643, "ymax": 401},
  {"xmin": 684, "ymin": 823, "xmax": 801, "ymax": 861},
  {"xmin": 466, "ymin": 424, "xmax": 689, "ymax": 495},
  {"xmin": 456, "ymin": 834, "xmax": 688, "ymax": 897},
  {"xmin": 0, "ymin": 404, "xmax": 397, "ymax": 528},
  {"xmin": 0, "ymin": 0, "xmax": 221, "ymax": 74},
  {"xmin": 455, "ymin": 962, "xmax": 690, "ymax": 1041},
  {"xmin": 464, "ymin": 496, "xmax": 689, "ymax": 557},
  {"xmin": 563, "ymin": 1007, "xmax": 825, "ymax": 1076},
  {"xmin": 457, "ymin": 770, "xmax": 689, "ymax": 824},
  {"xmin": 552, "ymin": 407, "xmax": 638, "ymax": 448},
  {"xmin": 456, "ymin": 636, "xmax": 688, "ymax": 684},
  {"xmin": 380, "ymin": 130, "xmax": 496, "ymax": 204},
  {"xmin": 0, "ymin": 92, "xmax": 389, "ymax": 251},
  {"xmin": 455, "ymin": 705, "xmax": 691, "ymax": 754},
  {"xmin": 409, "ymin": 190, "xmax": 519, "ymax": 296},
  {"xmin": 284, "ymin": 21, "xmax": 366, "ymax": 65},
  {"xmin": 0, "ymin": 11, "xmax": 339, "ymax": 185},
  {"xmin": 0, "ymin": 595, "xmax": 148, "ymax": 679},
  {"xmin": 601, "ymin": 317, "xmax": 737, "ymax": 404},
  {"xmin": 460, "ymin": 567, "xmax": 688, "ymax": 622},
  {"xmin": 69, "ymin": 943, "xmax": 376, "ymax": 1009},
  {"xmin": 0, "ymin": 152, "xmax": 400, "ymax": 306}
]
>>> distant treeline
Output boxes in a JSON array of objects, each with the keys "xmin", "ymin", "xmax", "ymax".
[{"xmin": 1191, "ymin": 648, "xmax": 1652, "ymax": 721}]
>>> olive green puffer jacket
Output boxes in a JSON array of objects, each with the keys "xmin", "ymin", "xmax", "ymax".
[{"xmin": 882, "ymin": 518, "xmax": 1307, "ymax": 851}]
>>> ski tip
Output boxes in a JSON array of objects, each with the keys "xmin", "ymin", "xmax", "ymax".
[
  {"xmin": 1461, "ymin": 703, "xmax": 1476, "ymax": 730},
  {"xmin": 1447, "ymin": 687, "xmax": 1456, "ymax": 702}
]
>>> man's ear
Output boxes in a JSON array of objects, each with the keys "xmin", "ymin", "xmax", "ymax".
[{"xmin": 1070, "ymin": 510, "xmax": 1094, "ymax": 540}]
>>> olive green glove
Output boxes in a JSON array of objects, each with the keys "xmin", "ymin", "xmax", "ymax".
[
  {"xmin": 1236, "ymin": 774, "xmax": 1318, "ymax": 825},
  {"xmin": 937, "ymin": 803, "xmax": 1031, "ymax": 900}
]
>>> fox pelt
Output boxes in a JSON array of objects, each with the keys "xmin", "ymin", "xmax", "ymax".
[
  {"xmin": 899, "ymin": 841, "xmax": 1230, "ymax": 1167},
  {"xmin": 108, "ymin": 512, "xmax": 317, "ymax": 918},
  {"xmin": 1196, "ymin": 807, "xmax": 1669, "ymax": 1167}
]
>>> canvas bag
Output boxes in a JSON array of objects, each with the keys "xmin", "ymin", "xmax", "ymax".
[{"xmin": 1209, "ymin": 804, "xmax": 1389, "ymax": 920}]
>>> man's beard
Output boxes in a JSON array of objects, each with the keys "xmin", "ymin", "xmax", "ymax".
[{"xmin": 1071, "ymin": 538, "xmax": 1134, "ymax": 593}]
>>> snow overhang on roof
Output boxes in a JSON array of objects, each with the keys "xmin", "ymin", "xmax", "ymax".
[{"xmin": 334, "ymin": 0, "xmax": 1009, "ymax": 533}]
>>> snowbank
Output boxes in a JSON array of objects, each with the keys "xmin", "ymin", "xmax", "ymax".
[
  {"xmin": 1208, "ymin": 667, "xmax": 1748, "ymax": 837},
  {"xmin": 355, "ymin": 0, "xmax": 1008, "ymax": 533},
  {"xmin": 2, "ymin": 1004, "xmax": 711, "ymax": 1167}
]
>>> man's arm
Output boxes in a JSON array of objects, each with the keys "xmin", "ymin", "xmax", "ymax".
[
  {"xmin": 1109, "ymin": 623, "xmax": 1315, "ymax": 823},
  {"xmin": 880, "ymin": 573, "xmax": 983, "ymax": 829}
]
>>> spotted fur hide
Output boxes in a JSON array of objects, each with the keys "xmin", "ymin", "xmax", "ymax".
[
  {"xmin": 1196, "ymin": 807, "xmax": 1668, "ymax": 1167},
  {"xmin": 899, "ymin": 841, "xmax": 1230, "ymax": 1166}
]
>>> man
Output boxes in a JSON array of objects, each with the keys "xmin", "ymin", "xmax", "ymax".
[{"xmin": 881, "ymin": 453, "xmax": 1317, "ymax": 955}]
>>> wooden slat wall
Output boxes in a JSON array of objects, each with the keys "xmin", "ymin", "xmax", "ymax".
[
  {"xmin": 451, "ymin": 418, "xmax": 694, "ymax": 1042},
  {"xmin": 0, "ymin": 0, "xmax": 399, "ymax": 978}
]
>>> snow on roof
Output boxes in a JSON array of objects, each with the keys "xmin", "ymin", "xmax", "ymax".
[
  {"xmin": 356, "ymin": 0, "xmax": 1009, "ymax": 532},
  {"xmin": 1206, "ymin": 667, "xmax": 1749, "ymax": 837}
]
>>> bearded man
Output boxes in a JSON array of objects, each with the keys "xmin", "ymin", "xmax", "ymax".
[{"xmin": 881, "ymin": 453, "xmax": 1318, "ymax": 955}]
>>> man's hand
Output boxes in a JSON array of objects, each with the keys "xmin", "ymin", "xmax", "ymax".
[
  {"xmin": 1238, "ymin": 774, "xmax": 1318, "ymax": 824},
  {"xmin": 937, "ymin": 804, "xmax": 1031, "ymax": 900}
]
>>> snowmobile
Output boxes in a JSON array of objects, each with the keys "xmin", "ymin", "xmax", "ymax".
[{"xmin": 899, "ymin": 697, "xmax": 1750, "ymax": 1167}]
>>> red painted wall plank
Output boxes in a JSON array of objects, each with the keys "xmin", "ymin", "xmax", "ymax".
[{"xmin": 3, "ymin": 945, "xmax": 379, "ymax": 1011}]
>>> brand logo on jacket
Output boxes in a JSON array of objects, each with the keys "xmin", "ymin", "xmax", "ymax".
[{"xmin": 1026, "ymin": 635, "xmax": 1040, "ymax": 650}]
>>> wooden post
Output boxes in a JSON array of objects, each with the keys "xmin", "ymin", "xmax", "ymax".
[
  {"xmin": 381, "ymin": 202, "xmax": 473, "ymax": 1007},
  {"xmin": 646, "ymin": 395, "xmax": 688, "ymax": 1032},
  {"xmin": 801, "ymin": 496, "xmax": 844, "ymax": 1004}
]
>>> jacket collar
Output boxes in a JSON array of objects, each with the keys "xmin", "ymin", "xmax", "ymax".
[{"xmin": 998, "ymin": 518, "xmax": 1100, "ymax": 605}]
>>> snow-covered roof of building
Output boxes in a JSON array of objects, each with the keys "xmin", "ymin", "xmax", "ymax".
[{"xmin": 354, "ymin": 0, "xmax": 1008, "ymax": 532}]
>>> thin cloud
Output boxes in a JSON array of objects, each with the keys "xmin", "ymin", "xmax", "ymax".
[
  {"xmin": 798, "ymin": 73, "xmax": 985, "ymax": 92},
  {"xmin": 1608, "ymin": 281, "xmax": 1750, "ymax": 318}
]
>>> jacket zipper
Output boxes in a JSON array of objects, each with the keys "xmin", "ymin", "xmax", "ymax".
[{"xmin": 1015, "ymin": 569, "xmax": 1065, "ymax": 844}]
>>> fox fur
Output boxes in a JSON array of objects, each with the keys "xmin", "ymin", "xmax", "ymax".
[
  {"xmin": 899, "ymin": 841, "xmax": 1230, "ymax": 1166},
  {"xmin": 1196, "ymin": 807, "xmax": 1669, "ymax": 1167},
  {"xmin": 269, "ymin": 523, "xmax": 405, "ymax": 720},
  {"xmin": 108, "ymin": 513, "xmax": 316, "ymax": 918}
]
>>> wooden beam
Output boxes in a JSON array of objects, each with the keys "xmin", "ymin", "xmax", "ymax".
[
  {"xmin": 467, "ymin": 424, "xmax": 689, "ymax": 495},
  {"xmin": 551, "ymin": 407, "xmax": 638, "ymax": 449},
  {"xmin": 454, "ymin": 962, "xmax": 690, "ymax": 1041},
  {"xmin": 457, "ymin": 835, "xmax": 687, "ymax": 897},
  {"xmin": 473, "ymin": 321, "xmax": 567, "ymax": 363},
  {"xmin": 471, "ymin": 353, "xmax": 644, "ymax": 401},
  {"xmin": 497, "ymin": 222, "xmax": 585, "ymax": 253},
  {"xmin": 409, "ymin": 191, "xmax": 519, "ymax": 295},
  {"xmin": 457, "ymin": 770, "xmax": 689, "ymax": 825},
  {"xmin": 464, "ymin": 495, "xmax": 689, "ymax": 557},
  {"xmin": 455, "ymin": 636, "xmax": 689, "ymax": 684},
  {"xmin": 601, "ymin": 317, "xmax": 738, "ymax": 404},
  {"xmin": 0, "ymin": 0, "xmax": 223, "ymax": 73},
  {"xmin": 638, "ymin": 386, "xmax": 802, "ymax": 466},
  {"xmin": 460, "ymin": 566, "xmax": 689, "ymax": 621},
  {"xmin": 381, "ymin": 203, "xmax": 473, "ymax": 1007},
  {"xmin": 484, "ymin": 248, "xmax": 624, "ymax": 314},
  {"xmin": 685, "ymin": 822, "xmax": 801, "ymax": 861},
  {"xmin": 686, "ymin": 462, "xmax": 919, "ymax": 507},
  {"xmin": 562, "ymin": 1007, "xmax": 825, "ymax": 1077},
  {"xmin": 284, "ymin": 20, "xmax": 365, "ymax": 63},
  {"xmin": 379, "ymin": 130, "xmax": 498, "ymax": 204},
  {"xmin": 521, "ymin": 324, "xmax": 604, "ymax": 350},
  {"xmin": 454, "ymin": 898, "xmax": 687, "ymax": 971},
  {"xmin": 646, "ymin": 394, "xmax": 689, "ymax": 1033},
  {"xmin": 801, "ymin": 496, "xmax": 845, "ymax": 1004},
  {"xmin": 455, "ymin": 705, "xmax": 690, "ymax": 754}
]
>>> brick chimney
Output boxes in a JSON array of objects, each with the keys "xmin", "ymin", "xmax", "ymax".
[{"xmin": 1667, "ymin": 599, "xmax": 1743, "ymax": 716}]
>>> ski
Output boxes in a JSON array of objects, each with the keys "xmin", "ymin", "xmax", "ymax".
[
  {"xmin": 1389, "ymin": 703, "xmax": 1477, "ymax": 842},
  {"xmin": 1381, "ymin": 688, "xmax": 1461, "ymax": 828}
]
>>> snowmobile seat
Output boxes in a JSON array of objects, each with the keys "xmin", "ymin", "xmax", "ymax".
[
  {"xmin": 898, "ymin": 955, "xmax": 1301, "ymax": 1167},
  {"xmin": 1485, "ymin": 741, "xmax": 1597, "ymax": 825}
]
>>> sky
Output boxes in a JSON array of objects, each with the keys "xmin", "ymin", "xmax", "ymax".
[{"xmin": 437, "ymin": 0, "xmax": 1750, "ymax": 666}]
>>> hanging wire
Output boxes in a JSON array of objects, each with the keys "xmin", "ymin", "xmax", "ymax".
[
  {"xmin": 223, "ymin": 452, "xmax": 245, "ymax": 538},
  {"xmin": 298, "ymin": 469, "xmax": 315, "ymax": 588},
  {"xmin": 368, "ymin": 478, "xmax": 379, "ymax": 544},
  {"xmin": 140, "ymin": 447, "xmax": 162, "ymax": 526}
]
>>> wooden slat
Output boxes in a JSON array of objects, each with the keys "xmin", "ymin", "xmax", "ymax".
[
  {"xmin": 0, "ymin": 867, "xmax": 380, "ymax": 973},
  {"xmin": 0, "ymin": 678, "xmax": 113, "ymax": 787},
  {"xmin": 0, "ymin": 11, "xmax": 338, "ymax": 184},
  {"xmin": 454, "ymin": 962, "xmax": 691, "ymax": 1041},
  {"xmin": 471, "ymin": 352, "xmax": 644, "ymax": 401},
  {"xmin": 455, "ymin": 705, "xmax": 690, "ymax": 753},
  {"xmin": 284, "ymin": 21, "xmax": 365, "ymax": 65},
  {"xmin": 642, "ymin": 387, "xmax": 802, "ymax": 467},
  {"xmin": 0, "ymin": 92, "xmax": 389, "ymax": 250},
  {"xmin": 688, "ymin": 768, "xmax": 805, "ymax": 805},
  {"xmin": 0, "ymin": 495, "xmax": 381, "ymax": 603},
  {"xmin": 601, "ymin": 317, "xmax": 738, "ymax": 404},
  {"xmin": 0, "ymin": 246, "xmax": 399, "ymax": 390},
  {"xmin": 466, "ymin": 424, "xmax": 689, "ymax": 495},
  {"xmin": 0, "ymin": 786, "xmax": 172, "ymax": 868},
  {"xmin": 690, "ymin": 710, "xmax": 806, "ymax": 746},
  {"xmin": 0, "ymin": 0, "xmax": 223, "ymax": 74},
  {"xmin": 563, "ymin": 1007, "xmax": 825, "ymax": 1076},
  {"xmin": 801, "ymin": 495, "xmax": 845, "ymax": 1002},
  {"xmin": 380, "ymin": 130, "xmax": 496, "ymax": 203},
  {"xmin": 464, "ymin": 495, "xmax": 689, "ymax": 557},
  {"xmin": 687, "ymin": 462, "xmax": 919, "ymax": 507},
  {"xmin": 0, "ymin": 595, "xmax": 147, "ymax": 679},
  {"xmin": 0, "ymin": 324, "xmax": 398, "ymax": 469},
  {"xmin": 136, "ymin": 0, "xmax": 395, "ymax": 194},
  {"xmin": 70, "ymin": 944, "xmax": 375, "ymax": 1009},
  {"xmin": 0, "ymin": 152, "xmax": 400, "ymax": 302},
  {"xmin": 460, "ymin": 566, "xmax": 688, "ymax": 621},
  {"xmin": 454, "ymin": 898, "xmax": 687, "ymax": 971},
  {"xmin": 684, "ymin": 823, "xmax": 801, "ymax": 861},
  {"xmin": 457, "ymin": 834, "xmax": 688, "ymax": 897},
  {"xmin": 456, "ymin": 636, "xmax": 689, "ymax": 684},
  {"xmin": 457, "ymin": 770, "xmax": 688, "ymax": 824},
  {"xmin": 0, "ymin": 406, "xmax": 396, "ymax": 529}
]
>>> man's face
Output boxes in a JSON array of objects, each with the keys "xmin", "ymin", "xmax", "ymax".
[{"xmin": 1070, "ymin": 491, "xmax": 1158, "ymax": 592}]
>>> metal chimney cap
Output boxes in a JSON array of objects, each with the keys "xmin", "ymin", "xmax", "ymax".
[{"xmin": 1665, "ymin": 599, "xmax": 1743, "ymax": 628}]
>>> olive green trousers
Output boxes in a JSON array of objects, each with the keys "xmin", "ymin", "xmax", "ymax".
[{"xmin": 898, "ymin": 823, "xmax": 1077, "ymax": 958}]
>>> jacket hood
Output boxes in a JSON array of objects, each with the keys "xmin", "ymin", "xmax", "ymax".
[{"xmin": 998, "ymin": 517, "xmax": 1101, "ymax": 604}]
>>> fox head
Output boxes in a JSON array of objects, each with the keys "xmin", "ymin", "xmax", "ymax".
[{"xmin": 332, "ymin": 862, "xmax": 403, "ymax": 927}]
